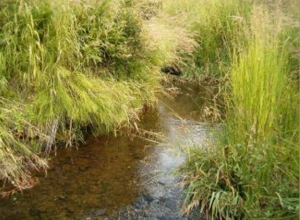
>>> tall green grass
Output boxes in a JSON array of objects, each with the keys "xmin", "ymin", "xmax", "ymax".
[
  {"xmin": 0, "ymin": 99, "xmax": 48, "ymax": 189},
  {"xmin": 180, "ymin": 2, "xmax": 299, "ymax": 220},
  {"xmin": 0, "ymin": 0, "xmax": 180, "ymax": 189},
  {"xmin": 161, "ymin": 0, "xmax": 251, "ymax": 79}
]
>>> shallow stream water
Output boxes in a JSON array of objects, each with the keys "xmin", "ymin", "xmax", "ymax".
[{"xmin": 0, "ymin": 83, "xmax": 212, "ymax": 220}]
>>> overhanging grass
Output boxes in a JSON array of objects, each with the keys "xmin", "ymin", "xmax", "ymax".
[{"xmin": 0, "ymin": 0, "xmax": 172, "ymax": 189}]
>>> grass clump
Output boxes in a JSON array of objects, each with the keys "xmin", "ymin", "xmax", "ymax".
[
  {"xmin": 0, "ymin": 99, "xmax": 48, "ymax": 190},
  {"xmin": 180, "ymin": 2, "xmax": 299, "ymax": 220},
  {"xmin": 161, "ymin": 0, "xmax": 250, "ymax": 79},
  {"xmin": 0, "ymin": 0, "xmax": 169, "ymax": 189}
]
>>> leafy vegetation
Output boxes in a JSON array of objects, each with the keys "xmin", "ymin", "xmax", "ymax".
[
  {"xmin": 178, "ymin": 1, "xmax": 299, "ymax": 219},
  {"xmin": 160, "ymin": 0, "xmax": 251, "ymax": 79},
  {"xmin": 0, "ymin": 0, "xmax": 187, "ymax": 190},
  {"xmin": 0, "ymin": 0, "xmax": 298, "ymax": 219}
]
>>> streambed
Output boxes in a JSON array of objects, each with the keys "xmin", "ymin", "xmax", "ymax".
[{"xmin": 0, "ymin": 83, "xmax": 212, "ymax": 220}]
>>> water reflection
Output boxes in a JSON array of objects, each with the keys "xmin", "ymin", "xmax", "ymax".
[{"xmin": 0, "ymin": 83, "xmax": 210, "ymax": 220}]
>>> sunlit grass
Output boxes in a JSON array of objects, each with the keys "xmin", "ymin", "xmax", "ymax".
[
  {"xmin": 161, "ymin": 0, "xmax": 251, "ymax": 79},
  {"xmin": 179, "ymin": 2, "xmax": 299, "ymax": 220},
  {"xmin": 0, "ymin": 2, "xmax": 298, "ymax": 219},
  {"xmin": 0, "ymin": 0, "xmax": 169, "ymax": 189}
]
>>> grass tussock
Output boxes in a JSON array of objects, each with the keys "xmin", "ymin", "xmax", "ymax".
[
  {"xmin": 0, "ymin": 0, "xmax": 183, "ymax": 189},
  {"xmin": 160, "ymin": 0, "xmax": 251, "ymax": 79},
  {"xmin": 179, "ymin": 1, "xmax": 299, "ymax": 220}
]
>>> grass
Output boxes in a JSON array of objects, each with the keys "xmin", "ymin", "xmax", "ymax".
[
  {"xmin": 0, "ymin": 99, "xmax": 48, "ymax": 191},
  {"xmin": 0, "ymin": 1, "xmax": 298, "ymax": 219},
  {"xmin": 160, "ymin": 0, "xmax": 251, "ymax": 79},
  {"xmin": 0, "ymin": 0, "xmax": 182, "ymax": 189},
  {"xmin": 179, "ymin": 1, "xmax": 299, "ymax": 220}
]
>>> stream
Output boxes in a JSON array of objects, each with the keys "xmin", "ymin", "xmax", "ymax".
[{"xmin": 0, "ymin": 83, "xmax": 212, "ymax": 220}]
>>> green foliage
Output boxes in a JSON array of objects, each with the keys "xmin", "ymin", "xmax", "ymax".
[
  {"xmin": 0, "ymin": 99, "xmax": 48, "ymax": 188},
  {"xmin": 0, "ymin": 0, "xmax": 165, "ymax": 188},
  {"xmin": 180, "ymin": 2, "xmax": 299, "ymax": 220},
  {"xmin": 0, "ymin": 3, "xmax": 298, "ymax": 220},
  {"xmin": 161, "ymin": 0, "xmax": 251, "ymax": 79}
]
